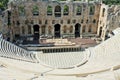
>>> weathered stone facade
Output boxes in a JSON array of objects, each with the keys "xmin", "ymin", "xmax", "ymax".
[
  {"xmin": 5, "ymin": 0, "xmax": 108, "ymax": 41},
  {"xmin": 0, "ymin": 12, "xmax": 10, "ymax": 40},
  {"xmin": 107, "ymin": 5, "xmax": 120, "ymax": 33}
]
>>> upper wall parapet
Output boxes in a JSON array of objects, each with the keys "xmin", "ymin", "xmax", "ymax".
[{"xmin": 8, "ymin": 0, "xmax": 103, "ymax": 5}]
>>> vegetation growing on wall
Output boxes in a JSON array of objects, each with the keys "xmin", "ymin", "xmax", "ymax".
[
  {"xmin": 0, "ymin": 0, "xmax": 9, "ymax": 10},
  {"xmin": 103, "ymin": 0, "xmax": 120, "ymax": 5},
  {"xmin": 0, "ymin": 0, "xmax": 120, "ymax": 11}
]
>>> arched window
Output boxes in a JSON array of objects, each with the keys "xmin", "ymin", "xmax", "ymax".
[
  {"xmin": 31, "ymin": 20, "xmax": 33, "ymax": 24},
  {"xmin": 28, "ymin": 25, "xmax": 31, "ymax": 34},
  {"xmin": 39, "ymin": 20, "xmax": 42, "ymax": 24},
  {"xmin": 55, "ymin": 5, "xmax": 61, "ymax": 17},
  {"xmin": 93, "ymin": 19, "xmax": 96, "ymax": 23},
  {"xmin": 48, "ymin": 26, "xmax": 52, "ymax": 34},
  {"xmin": 61, "ymin": 20, "xmax": 63, "ymax": 24},
  {"xmin": 32, "ymin": 5, "xmax": 39, "ymax": 16},
  {"xmin": 70, "ymin": 26, "xmax": 73, "ymax": 33},
  {"xmin": 89, "ymin": 5, "xmax": 95, "ymax": 15},
  {"xmin": 17, "ymin": 21, "xmax": 20, "ymax": 26},
  {"xmin": 47, "ymin": 6, "xmax": 52, "ymax": 15},
  {"xmin": 67, "ymin": 19, "xmax": 70, "ymax": 24},
  {"xmin": 22, "ymin": 26, "xmax": 25, "ymax": 34},
  {"xmin": 81, "ymin": 19, "xmax": 84, "ymax": 23},
  {"xmin": 63, "ymin": 5, "xmax": 69, "ymax": 15},
  {"xmin": 41, "ymin": 26, "xmax": 46, "ymax": 34},
  {"xmin": 82, "ymin": 25, "xmax": 86, "ymax": 33},
  {"xmin": 86, "ymin": 19, "xmax": 88, "ymax": 23},
  {"xmin": 18, "ymin": 6, "xmax": 25, "ymax": 16},
  {"xmin": 88, "ymin": 25, "xmax": 92, "ymax": 32},
  {"xmin": 25, "ymin": 19, "xmax": 29, "ymax": 24},
  {"xmin": 63, "ymin": 26, "xmax": 67, "ymax": 33},
  {"xmin": 102, "ymin": 8, "xmax": 105, "ymax": 17},
  {"xmin": 76, "ymin": 6, "xmax": 82, "ymax": 15}
]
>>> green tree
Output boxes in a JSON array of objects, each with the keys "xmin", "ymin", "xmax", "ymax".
[{"xmin": 103, "ymin": 0, "xmax": 120, "ymax": 5}]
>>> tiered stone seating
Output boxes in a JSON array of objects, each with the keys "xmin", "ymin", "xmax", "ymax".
[
  {"xmin": 113, "ymin": 69, "xmax": 120, "ymax": 80},
  {"xmin": 38, "ymin": 51, "xmax": 85, "ymax": 69},
  {"xmin": 46, "ymin": 33, "xmax": 120, "ymax": 75},
  {"xmin": 0, "ymin": 38, "xmax": 39, "ymax": 63},
  {"xmin": 94, "ymin": 33, "xmax": 120, "ymax": 55},
  {"xmin": 0, "ymin": 34, "xmax": 120, "ymax": 79}
]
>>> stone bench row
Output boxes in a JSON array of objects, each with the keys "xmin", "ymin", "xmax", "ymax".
[
  {"xmin": 93, "ymin": 33, "xmax": 120, "ymax": 56},
  {"xmin": 0, "ymin": 38, "xmax": 39, "ymax": 63}
]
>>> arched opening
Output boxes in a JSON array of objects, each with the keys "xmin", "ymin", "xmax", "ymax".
[
  {"xmin": 75, "ymin": 23, "xmax": 81, "ymax": 37},
  {"xmin": 54, "ymin": 24, "xmax": 61, "ymax": 38},
  {"xmin": 102, "ymin": 8, "xmax": 105, "ymax": 17},
  {"xmin": 33, "ymin": 25, "xmax": 39, "ymax": 40},
  {"xmin": 28, "ymin": 25, "xmax": 31, "ymax": 34},
  {"xmin": 70, "ymin": 26, "xmax": 73, "ymax": 33},
  {"xmin": 47, "ymin": 6, "xmax": 52, "ymax": 15},
  {"xmin": 41, "ymin": 25, "xmax": 46, "ymax": 35},
  {"xmin": 88, "ymin": 25, "xmax": 92, "ymax": 32},
  {"xmin": 89, "ymin": 5, "xmax": 95, "ymax": 15},
  {"xmin": 18, "ymin": 6, "xmax": 25, "ymax": 16},
  {"xmin": 63, "ymin": 5, "xmax": 69, "ymax": 15},
  {"xmin": 55, "ymin": 5, "xmax": 61, "ymax": 17},
  {"xmin": 48, "ymin": 26, "xmax": 52, "ymax": 34},
  {"xmin": 63, "ymin": 25, "xmax": 67, "ymax": 33},
  {"xmin": 22, "ymin": 26, "xmax": 25, "ymax": 35},
  {"xmin": 82, "ymin": 25, "xmax": 86, "ymax": 33},
  {"xmin": 76, "ymin": 6, "xmax": 82, "ymax": 15},
  {"xmin": 32, "ymin": 5, "xmax": 39, "ymax": 16},
  {"xmin": 99, "ymin": 27, "xmax": 102, "ymax": 37}
]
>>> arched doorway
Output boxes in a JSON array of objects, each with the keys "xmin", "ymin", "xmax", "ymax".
[
  {"xmin": 54, "ymin": 24, "xmax": 61, "ymax": 38},
  {"xmin": 75, "ymin": 23, "xmax": 81, "ymax": 37},
  {"xmin": 33, "ymin": 25, "xmax": 39, "ymax": 40}
]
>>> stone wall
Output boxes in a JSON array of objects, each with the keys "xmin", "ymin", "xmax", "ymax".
[
  {"xmin": 6, "ymin": 0, "xmax": 107, "ymax": 41},
  {"xmin": 107, "ymin": 5, "xmax": 120, "ymax": 32}
]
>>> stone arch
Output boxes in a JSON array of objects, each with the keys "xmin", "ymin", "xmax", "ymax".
[
  {"xmin": 75, "ymin": 23, "xmax": 81, "ymax": 37},
  {"xmin": 54, "ymin": 5, "xmax": 61, "ymax": 17},
  {"xmin": 54, "ymin": 24, "xmax": 61, "ymax": 38}
]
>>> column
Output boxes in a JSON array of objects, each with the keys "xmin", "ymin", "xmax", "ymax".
[
  {"xmin": 80, "ymin": 25, "xmax": 83, "ymax": 38},
  {"xmin": 31, "ymin": 25, "xmax": 34, "ymax": 35}
]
